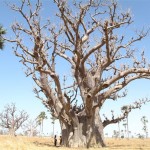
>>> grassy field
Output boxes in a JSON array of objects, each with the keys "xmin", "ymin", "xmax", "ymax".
[{"xmin": 0, "ymin": 135, "xmax": 150, "ymax": 150}]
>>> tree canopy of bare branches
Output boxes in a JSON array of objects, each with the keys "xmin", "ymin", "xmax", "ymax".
[
  {"xmin": 5, "ymin": 0, "xmax": 150, "ymax": 147},
  {"xmin": 22, "ymin": 119, "xmax": 39, "ymax": 137},
  {"xmin": 0, "ymin": 103, "xmax": 28, "ymax": 136}
]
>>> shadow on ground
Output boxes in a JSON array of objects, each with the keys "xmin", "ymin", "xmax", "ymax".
[
  {"xmin": 33, "ymin": 141, "xmax": 61, "ymax": 148},
  {"xmin": 33, "ymin": 141, "xmax": 53, "ymax": 147}
]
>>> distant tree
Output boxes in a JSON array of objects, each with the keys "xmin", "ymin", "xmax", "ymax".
[
  {"xmin": 137, "ymin": 133, "xmax": 144, "ymax": 139},
  {"xmin": 22, "ymin": 119, "xmax": 39, "ymax": 137},
  {"xmin": 123, "ymin": 122, "xmax": 127, "ymax": 138},
  {"xmin": 36, "ymin": 111, "xmax": 47, "ymax": 136},
  {"xmin": 51, "ymin": 115, "xmax": 57, "ymax": 137},
  {"xmin": 113, "ymin": 130, "xmax": 119, "ymax": 138},
  {"xmin": 121, "ymin": 105, "xmax": 130, "ymax": 139},
  {"xmin": 0, "ymin": 128, "xmax": 7, "ymax": 135},
  {"xmin": 0, "ymin": 103, "xmax": 28, "ymax": 136},
  {"xmin": 141, "ymin": 116, "xmax": 148, "ymax": 138},
  {"xmin": 105, "ymin": 133, "xmax": 108, "ymax": 138},
  {"xmin": 128, "ymin": 131, "xmax": 131, "ymax": 138},
  {"xmin": 6, "ymin": 0, "xmax": 150, "ymax": 147},
  {"xmin": 36, "ymin": 120, "xmax": 41, "ymax": 135},
  {"xmin": 121, "ymin": 130, "xmax": 124, "ymax": 138},
  {"xmin": 0, "ymin": 129, "xmax": 4, "ymax": 135},
  {"xmin": 117, "ymin": 120, "xmax": 121, "ymax": 138},
  {"xmin": 0, "ymin": 25, "xmax": 6, "ymax": 50}
]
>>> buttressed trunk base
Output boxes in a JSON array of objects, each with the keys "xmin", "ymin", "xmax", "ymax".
[{"xmin": 60, "ymin": 109, "xmax": 106, "ymax": 148}]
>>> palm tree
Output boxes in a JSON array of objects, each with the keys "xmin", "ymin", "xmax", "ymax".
[
  {"xmin": 36, "ymin": 118, "xmax": 42, "ymax": 135},
  {"xmin": 37, "ymin": 112, "xmax": 47, "ymax": 136},
  {"xmin": 51, "ymin": 115, "xmax": 57, "ymax": 137},
  {"xmin": 121, "ymin": 106, "xmax": 130, "ymax": 139},
  {"xmin": 117, "ymin": 118, "xmax": 121, "ymax": 138},
  {"xmin": 141, "ymin": 116, "xmax": 148, "ymax": 138},
  {"xmin": 0, "ymin": 25, "xmax": 6, "ymax": 50},
  {"xmin": 126, "ymin": 115, "xmax": 129, "ymax": 139},
  {"xmin": 123, "ymin": 121, "xmax": 127, "ymax": 138}
]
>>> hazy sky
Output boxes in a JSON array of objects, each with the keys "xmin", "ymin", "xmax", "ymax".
[{"xmin": 0, "ymin": 0, "xmax": 150, "ymax": 137}]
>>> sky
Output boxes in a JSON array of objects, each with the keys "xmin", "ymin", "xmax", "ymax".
[{"xmin": 0, "ymin": 0, "xmax": 150, "ymax": 138}]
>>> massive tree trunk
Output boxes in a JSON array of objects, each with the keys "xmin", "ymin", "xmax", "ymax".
[
  {"xmin": 60, "ymin": 108, "xmax": 106, "ymax": 148},
  {"xmin": 9, "ymin": 128, "xmax": 15, "ymax": 136},
  {"xmin": 8, "ymin": 0, "xmax": 150, "ymax": 148}
]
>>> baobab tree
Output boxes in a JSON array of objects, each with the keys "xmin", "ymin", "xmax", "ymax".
[
  {"xmin": 23, "ymin": 119, "xmax": 39, "ymax": 137},
  {"xmin": 5, "ymin": 0, "xmax": 150, "ymax": 147},
  {"xmin": 0, "ymin": 103, "xmax": 28, "ymax": 136}
]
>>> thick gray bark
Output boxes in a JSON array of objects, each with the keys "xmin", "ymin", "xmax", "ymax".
[
  {"xmin": 60, "ymin": 108, "xmax": 106, "ymax": 148},
  {"xmin": 9, "ymin": 128, "xmax": 15, "ymax": 136},
  {"xmin": 6, "ymin": 0, "xmax": 150, "ymax": 148}
]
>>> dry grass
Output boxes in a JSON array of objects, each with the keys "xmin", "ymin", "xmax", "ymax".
[
  {"xmin": 105, "ymin": 138, "xmax": 150, "ymax": 150},
  {"xmin": 0, "ymin": 135, "xmax": 150, "ymax": 150}
]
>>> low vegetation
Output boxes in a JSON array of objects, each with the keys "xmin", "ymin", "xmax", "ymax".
[{"xmin": 0, "ymin": 135, "xmax": 150, "ymax": 150}]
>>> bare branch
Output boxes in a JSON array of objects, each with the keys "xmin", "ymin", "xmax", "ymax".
[{"xmin": 103, "ymin": 98, "xmax": 150, "ymax": 127}]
